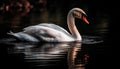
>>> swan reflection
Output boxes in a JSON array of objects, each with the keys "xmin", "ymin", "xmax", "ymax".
[
  {"xmin": 12, "ymin": 43, "xmax": 70, "ymax": 59},
  {"xmin": 67, "ymin": 43, "xmax": 89, "ymax": 69},
  {"xmin": 8, "ymin": 42, "xmax": 89, "ymax": 68}
]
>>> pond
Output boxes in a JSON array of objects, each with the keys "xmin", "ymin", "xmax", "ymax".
[
  {"xmin": 0, "ymin": 1, "xmax": 112, "ymax": 69},
  {"xmin": 0, "ymin": 36, "xmax": 111, "ymax": 69}
]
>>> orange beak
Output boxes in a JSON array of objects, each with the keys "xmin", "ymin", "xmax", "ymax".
[{"xmin": 82, "ymin": 16, "xmax": 89, "ymax": 24}]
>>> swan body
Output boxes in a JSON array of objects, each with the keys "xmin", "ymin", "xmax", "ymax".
[{"xmin": 8, "ymin": 8, "xmax": 89, "ymax": 42}]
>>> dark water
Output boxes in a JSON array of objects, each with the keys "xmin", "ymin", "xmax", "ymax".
[
  {"xmin": 0, "ymin": 1, "xmax": 112, "ymax": 69},
  {"xmin": 0, "ymin": 36, "xmax": 109, "ymax": 69},
  {"xmin": 0, "ymin": 36, "xmax": 111, "ymax": 69}
]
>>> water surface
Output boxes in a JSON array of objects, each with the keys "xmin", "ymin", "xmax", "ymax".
[
  {"xmin": 0, "ymin": 3, "xmax": 112, "ymax": 69},
  {"xmin": 0, "ymin": 34, "xmax": 111, "ymax": 69}
]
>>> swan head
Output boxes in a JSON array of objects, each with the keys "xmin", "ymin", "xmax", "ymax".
[{"xmin": 71, "ymin": 8, "xmax": 89, "ymax": 24}]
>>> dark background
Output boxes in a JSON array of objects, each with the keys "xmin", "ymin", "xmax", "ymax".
[
  {"xmin": 0, "ymin": 0, "xmax": 115, "ymax": 69},
  {"xmin": 0, "ymin": 0, "xmax": 115, "ymax": 40}
]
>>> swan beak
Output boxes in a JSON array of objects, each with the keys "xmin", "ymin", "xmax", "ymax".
[{"xmin": 82, "ymin": 16, "xmax": 89, "ymax": 24}]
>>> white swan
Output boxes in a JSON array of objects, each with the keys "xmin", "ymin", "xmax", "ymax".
[{"xmin": 8, "ymin": 8, "xmax": 89, "ymax": 42}]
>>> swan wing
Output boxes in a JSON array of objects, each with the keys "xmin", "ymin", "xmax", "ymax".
[
  {"xmin": 38, "ymin": 23, "xmax": 71, "ymax": 36},
  {"xmin": 23, "ymin": 24, "xmax": 73, "ymax": 42},
  {"xmin": 8, "ymin": 32, "xmax": 39, "ymax": 42},
  {"xmin": 23, "ymin": 23, "xmax": 72, "ymax": 37},
  {"xmin": 23, "ymin": 25, "xmax": 62, "ymax": 42}
]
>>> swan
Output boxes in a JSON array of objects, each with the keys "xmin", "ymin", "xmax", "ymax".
[{"xmin": 8, "ymin": 8, "xmax": 89, "ymax": 42}]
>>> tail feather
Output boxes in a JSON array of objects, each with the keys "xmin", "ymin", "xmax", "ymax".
[
  {"xmin": 7, "ymin": 31, "xmax": 39, "ymax": 42},
  {"xmin": 7, "ymin": 31, "xmax": 14, "ymax": 35},
  {"xmin": 7, "ymin": 31, "xmax": 20, "ymax": 41}
]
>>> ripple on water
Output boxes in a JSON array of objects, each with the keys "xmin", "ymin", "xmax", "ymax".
[
  {"xmin": 0, "ymin": 35, "xmax": 103, "ymax": 69},
  {"xmin": 0, "ymin": 35, "xmax": 103, "ymax": 45},
  {"xmin": 82, "ymin": 35, "xmax": 103, "ymax": 44}
]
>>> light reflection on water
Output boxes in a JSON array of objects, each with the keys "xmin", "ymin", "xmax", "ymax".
[
  {"xmin": 0, "ymin": 35, "xmax": 103, "ymax": 69},
  {"xmin": 7, "ymin": 42, "xmax": 85, "ymax": 69}
]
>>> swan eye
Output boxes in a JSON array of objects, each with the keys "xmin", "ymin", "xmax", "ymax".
[{"xmin": 73, "ymin": 11, "xmax": 82, "ymax": 18}]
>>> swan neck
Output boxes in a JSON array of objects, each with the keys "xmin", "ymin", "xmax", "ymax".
[{"xmin": 67, "ymin": 12, "xmax": 81, "ymax": 40}]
